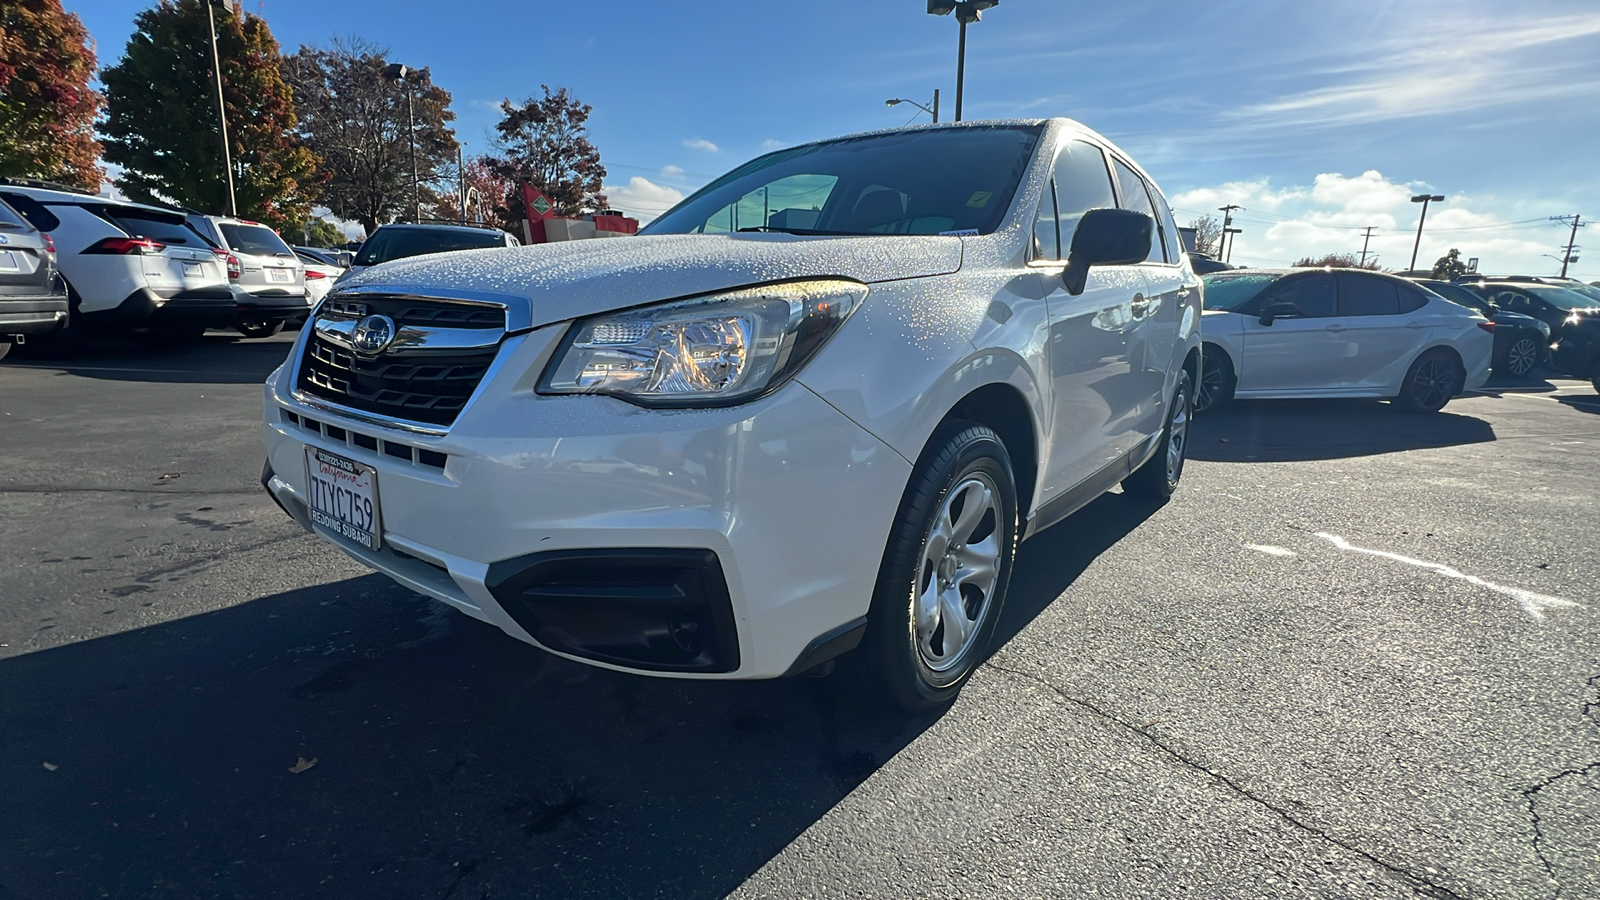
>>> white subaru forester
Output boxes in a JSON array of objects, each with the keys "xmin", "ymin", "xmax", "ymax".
[{"xmin": 262, "ymin": 119, "xmax": 1202, "ymax": 709}]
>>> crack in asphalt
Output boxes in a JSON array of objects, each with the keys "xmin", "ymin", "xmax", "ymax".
[
  {"xmin": 1522, "ymin": 673, "xmax": 1600, "ymax": 900},
  {"xmin": 985, "ymin": 661, "xmax": 1466, "ymax": 900},
  {"xmin": 131, "ymin": 533, "xmax": 308, "ymax": 585},
  {"xmin": 0, "ymin": 484, "xmax": 262, "ymax": 495}
]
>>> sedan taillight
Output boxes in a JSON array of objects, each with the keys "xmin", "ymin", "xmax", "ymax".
[
  {"xmin": 83, "ymin": 237, "xmax": 165, "ymax": 255},
  {"xmin": 1477, "ymin": 321, "xmax": 1496, "ymax": 334},
  {"xmin": 303, "ymin": 269, "xmax": 326, "ymax": 279}
]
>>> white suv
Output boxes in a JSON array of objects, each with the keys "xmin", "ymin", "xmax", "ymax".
[
  {"xmin": 261, "ymin": 119, "xmax": 1201, "ymax": 708},
  {"xmin": 187, "ymin": 214, "xmax": 307, "ymax": 338},
  {"xmin": 0, "ymin": 181, "xmax": 232, "ymax": 338}
]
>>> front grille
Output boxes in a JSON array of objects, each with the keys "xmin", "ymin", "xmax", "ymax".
[{"xmin": 296, "ymin": 295, "xmax": 506, "ymax": 428}]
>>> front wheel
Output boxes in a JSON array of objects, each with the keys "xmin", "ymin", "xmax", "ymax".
[
  {"xmin": 1123, "ymin": 369, "xmax": 1193, "ymax": 501},
  {"xmin": 859, "ymin": 422, "xmax": 1018, "ymax": 711},
  {"xmin": 1194, "ymin": 348, "xmax": 1234, "ymax": 414},
  {"xmin": 1394, "ymin": 348, "xmax": 1463, "ymax": 413}
]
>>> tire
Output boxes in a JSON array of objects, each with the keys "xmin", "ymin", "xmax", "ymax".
[
  {"xmin": 1394, "ymin": 348, "xmax": 1464, "ymax": 413},
  {"xmin": 237, "ymin": 319, "xmax": 284, "ymax": 339},
  {"xmin": 1123, "ymin": 369, "xmax": 1194, "ymax": 501},
  {"xmin": 1194, "ymin": 347, "xmax": 1234, "ymax": 413},
  {"xmin": 0, "ymin": 340, "xmax": 11, "ymax": 363},
  {"xmin": 1502, "ymin": 334, "xmax": 1541, "ymax": 378},
  {"xmin": 858, "ymin": 422, "xmax": 1019, "ymax": 711}
]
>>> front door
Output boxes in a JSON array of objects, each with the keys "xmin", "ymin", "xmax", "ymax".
[{"xmin": 1238, "ymin": 272, "xmax": 1348, "ymax": 392}]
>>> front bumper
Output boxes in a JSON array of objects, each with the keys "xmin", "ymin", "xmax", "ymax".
[{"xmin": 262, "ymin": 324, "xmax": 912, "ymax": 678}]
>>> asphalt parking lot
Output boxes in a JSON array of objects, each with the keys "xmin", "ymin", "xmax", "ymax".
[{"xmin": 2, "ymin": 334, "xmax": 1598, "ymax": 900}]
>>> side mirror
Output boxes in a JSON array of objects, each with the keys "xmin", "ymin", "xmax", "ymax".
[
  {"xmin": 1257, "ymin": 302, "xmax": 1300, "ymax": 326},
  {"xmin": 1061, "ymin": 208, "xmax": 1152, "ymax": 296}
]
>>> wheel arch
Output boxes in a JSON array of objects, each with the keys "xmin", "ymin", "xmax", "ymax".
[{"xmin": 937, "ymin": 381, "xmax": 1039, "ymax": 520}]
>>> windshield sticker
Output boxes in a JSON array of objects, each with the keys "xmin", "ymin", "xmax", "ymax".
[{"xmin": 965, "ymin": 191, "xmax": 993, "ymax": 208}]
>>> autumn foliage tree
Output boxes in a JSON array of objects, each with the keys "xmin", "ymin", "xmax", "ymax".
[
  {"xmin": 284, "ymin": 38, "xmax": 459, "ymax": 234},
  {"xmin": 101, "ymin": 0, "xmax": 317, "ymax": 228},
  {"xmin": 489, "ymin": 85, "xmax": 606, "ymax": 221},
  {"xmin": 0, "ymin": 0, "xmax": 102, "ymax": 189},
  {"xmin": 428, "ymin": 155, "xmax": 511, "ymax": 229}
]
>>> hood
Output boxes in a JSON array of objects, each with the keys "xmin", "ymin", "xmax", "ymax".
[{"xmin": 331, "ymin": 233, "xmax": 963, "ymax": 330}]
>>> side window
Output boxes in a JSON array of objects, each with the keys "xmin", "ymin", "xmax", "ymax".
[
  {"xmin": 1397, "ymin": 284, "xmax": 1428, "ymax": 313},
  {"xmin": 1263, "ymin": 274, "xmax": 1337, "ymax": 318},
  {"xmin": 1150, "ymin": 184, "xmax": 1182, "ymax": 266},
  {"xmin": 1111, "ymin": 158, "xmax": 1165, "ymax": 263},
  {"xmin": 1032, "ymin": 179, "xmax": 1059, "ymax": 261},
  {"xmin": 1053, "ymin": 142, "xmax": 1117, "ymax": 256},
  {"xmin": 0, "ymin": 192, "xmax": 62, "ymax": 233},
  {"xmin": 1337, "ymin": 273, "xmax": 1402, "ymax": 316},
  {"xmin": 1494, "ymin": 290, "xmax": 1530, "ymax": 312}
]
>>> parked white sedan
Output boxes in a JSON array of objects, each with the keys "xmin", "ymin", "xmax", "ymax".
[{"xmin": 1196, "ymin": 268, "xmax": 1493, "ymax": 413}]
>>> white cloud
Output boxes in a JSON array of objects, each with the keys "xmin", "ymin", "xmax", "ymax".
[
  {"xmin": 602, "ymin": 176, "xmax": 685, "ymax": 224},
  {"xmin": 660, "ymin": 164, "xmax": 685, "ymax": 177},
  {"xmin": 761, "ymin": 139, "xmax": 786, "ymax": 151},
  {"xmin": 682, "ymin": 138, "xmax": 719, "ymax": 153},
  {"xmin": 311, "ymin": 207, "xmax": 367, "ymax": 240},
  {"xmin": 1172, "ymin": 170, "xmax": 1567, "ymax": 274}
]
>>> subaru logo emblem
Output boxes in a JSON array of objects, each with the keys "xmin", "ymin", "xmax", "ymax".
[
  {"xmin": 351, "ymin": 314, "xmax": 396, "ymax": 354},
  {"xmin": 0, "ymin": 235, "xmax": 8, "ymax": 244}
]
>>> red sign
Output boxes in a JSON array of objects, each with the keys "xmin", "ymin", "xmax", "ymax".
[{"xmin": 520, "ymin": 184, "xmax": 555, "ymax": 220}]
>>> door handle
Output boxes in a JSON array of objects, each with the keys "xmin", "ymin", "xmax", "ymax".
[
  {"xmin": 1324, "ymin": 324, "xmax": 1348, "ymax": 333},
  {"xmin": 1130, "ymin": 294, "xmax": 1150, "ymax": 318},
  {"xmin": 1175, "ymin": 288, "xmax": 1191, "ymax": 299}
]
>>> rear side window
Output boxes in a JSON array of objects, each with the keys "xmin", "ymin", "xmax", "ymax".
[
  {"xmin": 220, "ymin": 223, "xmax": 293, "ymax": 257},
  {"xmin": 0, "ymin": 192, "xmax": 61, "ymax": 232},
  {"xmin": 1337, "ymin": 273, "xmax": 1402, "ymax": 316},
  {"xmin": 1264, "ymin": 273, "xmax": 1337, "ymax": 318},
  {"xmin": 0, "ymin": 198, "xmax": 33, "ymax": 231},
  {"xmin": 1112, "ymin": 158, "xmax": 1166, "ymax": 263},
  {"xmin": 97, "ymin": 208, "xmax": 212, "ymax": 247}
]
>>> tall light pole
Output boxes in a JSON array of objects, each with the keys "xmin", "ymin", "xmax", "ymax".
[
  {"xmin": 384, "ymin": 63, "xmax": 421, "ymax": 223},
  {"xmin": 885, "ymin": 90, "xmax": 940, "ymax": 123},
  {"xmin": 206, "ymin": 0, "xmax": 237, "ymax": 216},
  {"xmin": 1408, "ymin": 193, "xmax": 1444, "ymax": 274},
  {"xmin": 457, "ymin": 141, "xmax": 467, "ymax": 225},
  {"xmin": 927, "ymin": 1, "xmax": 998, "ymax": 122}
]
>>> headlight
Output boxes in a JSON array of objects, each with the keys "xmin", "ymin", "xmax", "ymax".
[{"xmin": 539, "ymin": 279, "xmax": 867, "ymax": 406}]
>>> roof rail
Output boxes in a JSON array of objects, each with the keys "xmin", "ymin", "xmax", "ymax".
[{"xmin": 0, "ymin": 176, "xmax": 100, "ymax": 196}]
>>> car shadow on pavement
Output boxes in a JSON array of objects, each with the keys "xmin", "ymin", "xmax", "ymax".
[
  {"xmin": 2, "ymin": 331, "xmax": 294, "ymax": 385},
  {"xmin": 1189, "ymin": 399, "xmax": 1496, "ymax": 463},
  {"xmin": 0, "ymin": 575, "xmax": 941, "ymax": 900}
]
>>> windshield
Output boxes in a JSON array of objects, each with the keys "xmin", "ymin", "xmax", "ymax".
[
  {"xmin": 1201, "ymin": 272, "xmax": 1281, "ymax": 311},
  {"xmin": 220, "ymin": 223, "xmax": 294, "ymax": 257},
  {"xmin": 1556, "ymin": 282, "xmax": 1600, "ymax": 304},
  {"xmin": 354, "ymin": 228, "xmax": 506, "ymax": 266},
  {"xmin": 1523, "ymin": 284, "xmax": 1600, "ymax": 310},
  {"xmin": 642, "ymin": 125, "xmax": 1043, "ymax": 238}
]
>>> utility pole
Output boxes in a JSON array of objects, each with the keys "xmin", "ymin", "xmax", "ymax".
[
  {"xmin": 458, "ymin": 142, "xmax": 467, "ymax": 225},
  {"xmin": 1358, "ymin": 226, "xmax": 1377, "ymax": 267},
  {"xmin": 932, "ymin": 89, "xmax": 940, "ymax": 124},
  {"xmin": 206, "ymin": 0, "xmax": 237, "ymax": 216},
  {"xmin": 1551, "ymin": 215, "xmax": 1585, "ymax": 278},
  {"xmin": 1217, "ymin": 204, "xmax": 1242, "ymax": 259}
]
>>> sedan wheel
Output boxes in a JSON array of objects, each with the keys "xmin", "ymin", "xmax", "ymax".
[
  {"xmin": 1195, "ymin": 350, "xmax": 1233, "ymax": 413},
  {"xmin": 1396, "ymin": 349, "xmax": 1463, "ymax": 413},
  {"xmin": 1503, "ymin": 335, "xmax": 1541, "ymax": 378}
]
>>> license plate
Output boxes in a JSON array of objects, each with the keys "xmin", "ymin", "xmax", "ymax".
[
  {"xmin": 304, "ymin": 446, "xmax": 382, "ymax": 551},
  {"xmin": 0, "ymin": 251, "xmax": 17, "ymax": 272},
  {"xmin": 268, "ymin": 267, "xmax": 292, "ymax": 283},
  {"xmin": 183, "ymin": 262, "xmax": 203, "ymax": 277}
]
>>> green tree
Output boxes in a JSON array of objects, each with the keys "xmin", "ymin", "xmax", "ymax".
[
  {"xmin": 100, "ymin": 0, "xmax": 317, "ymax": 228},
  {"xmin": 283, "ymin": 37, "xmax": 459, "ymax": 233},
  {"xmin": 0, "ymin": 0, "xmax": 102, "ymax": 189},
  {"xmin": 489, "ymin": 85, "xmax": 606, "ymax": 220},
  {"xmin": 1431, "ymin": 248, "xmax": 1468, "ymax": 280},
  {"xmin": 280, "ymin": 215, "xmax": 345, "ymax": 247}
]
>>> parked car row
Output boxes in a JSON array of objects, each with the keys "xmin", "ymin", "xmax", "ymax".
[{"xmin": 0, "ymin": 178, "xmax": 357, "ymax": 353}]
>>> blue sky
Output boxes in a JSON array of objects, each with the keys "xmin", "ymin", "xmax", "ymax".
[{"xmin": 68, "ymin": 0, "xmax": 1600, "ymax": 278}]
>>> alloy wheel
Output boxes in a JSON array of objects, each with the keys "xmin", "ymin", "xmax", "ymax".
[
  {"xmin": 1505, "ymin": 337, "xmax": 1539, "ymax": 377},
  {"xmin": 1165, "ymin": 384, "xmax": 1189, "ymax": 486},
  {"xmin": 915, "ymin": 473, "xmax": 1002, "ymax": 673},
  {"xmin": 1410, "ymin": 356, "xmax": 1456, "ymax": 410}
]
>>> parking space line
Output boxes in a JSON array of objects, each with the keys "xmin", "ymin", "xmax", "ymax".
[
  {"xmin": 1313, "ymin": 532, "xmax": 1581, "ymax": 619},
  {"xmin": 2, "ymin": 364, "xmax": 216, "ymax": 376}
]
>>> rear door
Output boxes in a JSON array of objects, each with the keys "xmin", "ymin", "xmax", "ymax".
[
  {"xmin": 0, "ymin": 199, "xmax": 51, "ymax": 298},
  {"xmin": 1110, "ymin": 157, "xmax": 1184, "ymax": 444},
  {"xmin": 1335, "ymin": 272, "xmax": 1429, "ymax": 390},
  {"xmin": 1237, "ymin": 272, "xmax": 1347, "ymax": 392}
]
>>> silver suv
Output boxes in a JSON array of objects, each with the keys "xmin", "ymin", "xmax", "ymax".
[
  {"xmin": 188, "ymin": 215, "xmax": 307, "ymax": 338},
  {"xmin": 0, "ymin": 195, "xmax": 68, "ymax": 360}
]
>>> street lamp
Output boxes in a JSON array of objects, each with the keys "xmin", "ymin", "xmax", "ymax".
[
  {"xmin": 1223, "ymin": 227, "xmax": 1242, "ymax": 264},
  {"xmin": 927, "ymin": 0, "xmax": 999, "ymax": 122},
  {"xmin": 886, "ymin": 91, "xmax": 940, "ymax": 123},
  {"xmin": 1408, "ymin": 193, "xmax": 1445, "ymax": 274},
  {"xmin": 384, "ymin": 63, "xmax": 422, "ymax": 223},
  {"xmin": 205, "ymin": 0, "xmax": 236, "ymax": 216}
]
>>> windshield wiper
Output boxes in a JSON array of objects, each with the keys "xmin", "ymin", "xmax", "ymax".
[{"xmin": 736, "ymin": 226, "xmax": 872, "ymax": 236}]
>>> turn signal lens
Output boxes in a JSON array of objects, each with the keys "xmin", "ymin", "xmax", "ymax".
[{"xmin": 539, "ymin": 280, "xmax": 867, "ymax": 406}]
